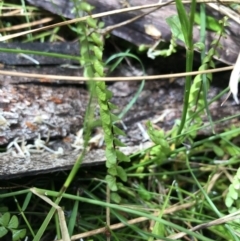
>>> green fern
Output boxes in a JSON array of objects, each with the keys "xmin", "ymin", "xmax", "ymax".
[{"xmin": 74, "ymin": 1, "xmax": 130, "ymax": 191}]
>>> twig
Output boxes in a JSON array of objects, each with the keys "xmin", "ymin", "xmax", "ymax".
[{"xmin": 0, "ymin": 66, "xmax": 233, "ymax": 82}]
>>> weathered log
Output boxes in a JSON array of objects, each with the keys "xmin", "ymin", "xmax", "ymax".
[
  {"xmin": 0, "ymin": 42, "xmax": 80, "ymax": 65},
  {"xmin": 1, "ymin": 0, "xmax": 240, "ymax": 179},
  {"xmin": 0, "ymin": 61, "xmax": 238, "ymax": 179},
  {"xmin": 25, "ymin": 0, "xmax": 240, "ymax": 65}
]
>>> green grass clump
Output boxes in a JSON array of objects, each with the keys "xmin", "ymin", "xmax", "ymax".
[{"xmin": 1, "ymin": 0, "xmax": 240, "ymax": 240}]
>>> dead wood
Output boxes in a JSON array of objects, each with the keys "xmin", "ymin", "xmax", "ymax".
[
  {"xmin": 0, "ymin": 61, "xmax": 239, "ymax": 179},
  {"xmin": 1, "ymin": 0, "xmax": 240, "ymax": 179},
  {"xmin": 0, "ymin": 42, "xmax": 80, "ymax": 65},
  {"xmin": 25, "ymin": 0, "xmax": 240, "ymax": 65}
]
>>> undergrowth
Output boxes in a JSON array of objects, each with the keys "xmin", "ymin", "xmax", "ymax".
[{"xmin": 1, "ymin": 0, "xmax": 240, "ymax": 241}]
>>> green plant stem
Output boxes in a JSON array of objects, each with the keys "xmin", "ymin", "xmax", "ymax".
[
  {"xmin": 178, "ymin": 48, "xmax": 194, "ymax": 132},
  {"xmin": 176, "ymin": 0, "xmax": 196, "ymax": 137},
  {"xmin": 174, "ymin": 126, "xmax": 240, "ymax": 155},
  {"xmin": 185, "ymin": 156, "xmax": 239, "ymax": 241},
  {"xmin": 20, "ymin": 0, "xmax": 33, "ymax": 40},
  {"xmin": 32, "ymin": 152, "xmax": 85, "ymax": 241},
  {"xmin": 33, "ymin": 86, "xmax": 94, "ymax": 240},
  {"xmin": 200, "ymin": 4, "xmax": 206, "ymax": 61},
  {"xmin": 33, "ymin": 188, "xmax": 215, "ymax": 241},
  {"xmin": 0, "ymin": 48, "xmax": 80, "ymax": 61},
  {"xmin": 200, "ymin": 3, "xmax": 215, "ymax": 134},
  {"xmin": 67, "ymin": 190, "xmax": 80, "ymax": 236},
  {"xmin": 15, "ymin": 196, "xmax": 35, "ymax": 237}
]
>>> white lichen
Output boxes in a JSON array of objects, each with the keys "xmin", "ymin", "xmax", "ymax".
[
  {"xmin": 71, "ymin": 128, "xmax": 105, "ymax": 150},
  {"xmin": 33, "ymin": 115, "xmax": 56, "ymax": 128},
  {"xmin": 89, "ymin": 129, "xmax": 104, "ymax": 148},
  {"xmin": 7, "ymin": 134, "xmax": 64, "ymax": 158},
  {"xmin": 71, "ymin": 129, "xmax": 84, "ymax": 150},
  {"xmin": 7, "ymin": 138, "xmax": 25, "ymax": 158},
  {"xmin": 33, "ymin": 134, "xmax": 64, "ymax": 155},
  {"xmin": 0, "ymin": 113, "xmax": 10, "ymax": 129}
]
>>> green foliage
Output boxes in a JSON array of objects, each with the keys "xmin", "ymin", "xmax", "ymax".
[
  {"xmin": 146, "ymin": 121, "xmax": 168, "ymax": 147},
  {"xmin": 137, "ymin": 183, "xmax": 153, "ymax": 201},
  {"xmin": 174, "ymin": 0, "xmax": 196, "ymax": 136},
  {"xmin": 146, "ymin": 121, "xmax": 170, "ymax": 164},
  {"xmin": 203, "ymin": 142, "xmax": 224, "ymax": 157},
  {"xmin": 1, "ymin": 1, "xmax": 238, "ymax": 240},
  {"xmin": 147, "ymin": 36, "xmax": 177, "ymax": 58},
  {"xmin": 184, "ymin": 16, "xmax": 228, "ymax": 139},
  {"xmin": 219, "ymin": 126, "xmax": 240, "ymax": 157},
  {"xmin": 0, "ymin": 212, "xmax": 26, "ymax": 241},
  {"xmin": 166, "ymin": 15, "xmax": 185, "ymax": 43},
  {"xmin": 110, "ymin": 192, "xmax": 121, "ymax": 203},
  {"xmin": 77, "ymin": 0, "xmax": 129, "ymax": 191},
  {"xmin": 138, "ymin": 15, "xmax": 182, "ymax": 58},
  {"xmin": 194, "ymin": 12, "xmax": 222, "ymax": 32},
  {"xmin": 175, "ymin": 0, "xmax": 193, "ymax": 46},
  {"xmin": 225, "ymin": 168, "xmax": 240, "ymax": 233},
  {"xmin": 105, "ymin": 175, "xmax": 118, "ymax": 191}
]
